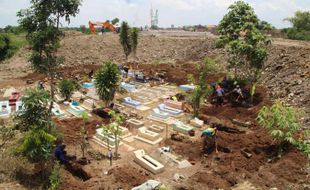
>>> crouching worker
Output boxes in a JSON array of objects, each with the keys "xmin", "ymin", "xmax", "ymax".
[
  {"xmin": 201, "ymin": 127, "xmax": 218, "ymax": 154},
  {"xmin": 55, "ymin": 144, "xmax": 69, "ymax": 164}
]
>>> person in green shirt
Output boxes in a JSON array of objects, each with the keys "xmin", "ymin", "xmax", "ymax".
[{"xmin": 201, "ymin": 127, "xmax": 218, "ymax": 154}]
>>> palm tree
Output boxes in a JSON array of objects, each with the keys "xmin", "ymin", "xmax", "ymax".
[{"xmin": 94, "ymin": 62, "xmax": 121, "ymax": 107}]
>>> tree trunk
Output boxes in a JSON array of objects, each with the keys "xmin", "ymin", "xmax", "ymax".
[{"xmin": 114, "ymin": 125, "xmax": 119, "ymax": 159}]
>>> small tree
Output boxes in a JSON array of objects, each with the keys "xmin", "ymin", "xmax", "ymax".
[
  {"xmin": 49, "ymin": 161, "xmax": 61, "ymax": 190},
  {"xmin": 216, "ymin": 1, "xmax": 270, "ymax": 105},
  {"xmin": 101, "ymin": 124, "xmax": 112, "ymax": 150},
  {"xmin": 119, "ymin": 22, "xmax": 132, "ymax": 61},
  {"xmin": 15, "ymin": 89, "xmax": 51, "ymax": 131},
  {"xmin": 130, "ymin": 27, "xmax": 139, "ymax": 58},
  {"xmin": 94, "ymin": 62, "xmax": 121, "ymax": 107},
  {"xmin": 0, "ymin": 33, "xmax": 16, "ymax": 61},
  {"xmin": 191, "ymin": 58, "xmax": 216, "ymax": 117},
  {"xmin": 111, "ymin": 18, "xmax": 120, "ymax": 25},
  {"xmin": 14, "ymin": 89, "xmax": 56, "ymax": 168},
  {"xmin": 79, "ymin": 112, "xmax": 89, "ymax": 158},
  {"xmin": 58, "ymin": 79, "xmax": 77, "ymax": 101},
  {"xmin": 257, "ymin": 100, "xmax": 304, "ymax": 155},
  {"xmin": 108, "ymin": 111, "xmax": 124, "ymax": 159}
]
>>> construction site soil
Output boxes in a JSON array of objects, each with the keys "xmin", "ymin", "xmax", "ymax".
[{"xmin": 0, "ymin": 31, "xmax": 309, "ymax": 189}]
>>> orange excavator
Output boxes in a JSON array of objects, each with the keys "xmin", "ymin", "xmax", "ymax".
[{"xmin": 88, "ymin": 21, "xmax": 118, "ymax": 34}]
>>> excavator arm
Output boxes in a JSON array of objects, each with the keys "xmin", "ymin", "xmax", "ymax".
[{"xmin": 88, "ymin": 21, "xmax": 116, "ymax": 34}]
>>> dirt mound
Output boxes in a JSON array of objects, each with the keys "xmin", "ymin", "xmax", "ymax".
[
  {"xmin": 54, "ymin": 118, "xmax": 102, "ymax": 145},
  {"xmin": 108, "ymin": 164, "xmax": 152, "ymax": 189}
]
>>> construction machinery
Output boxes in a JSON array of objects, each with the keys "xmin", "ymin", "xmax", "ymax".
[{"xmin": 88, "ymin": 21, "xmax": 119, "ymax": 34}]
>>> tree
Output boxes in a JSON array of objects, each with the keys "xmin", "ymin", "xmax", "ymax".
[
  {"xmin": 111, "ymin": 18, "xmax": 120, "ymax": 25},
  {"xmin": 18, "ymin": 0, "xmax": 81, "ymax": 114},
  {"xmin": 58, "ymin": 79, "xmax": 77, "ymax": 101},
  {"xmin": 130, "ymin": 27, "xmax": 139, "ymax": 58},
  {"xmin": 94, "ymin": 62, "xmax": 121, "ymax": 107},
  {"xmin": 216, "ymin": 1, "xmax": 270, "ymax": 104},
  {"xmin": 257, "ymin": 100, "xmax": 307, "ymax": 155},
  {"xmin": 108, "ymin": 111, "xmax": 124, "ymax": 159},
  {"xmin": 0, "ymin": 33, "xmax": 16, "ymax": 61},
  {"xmin": 119, "ymin": 22, "xmax": 132, "ymax": 61},
  {"xmin": 284, "ymin": 11, "xmax": 310, "ymax": 41},
  {"xmin": 15, "ymin": 89, "xmax": 51, "ymax": 132},
  {"xmin": 190, "ymin": 58, "xmax": 215, "ymax": 117},
  {"xmin": 14, "ymin": 89, "xmax": 56, "ymax": 166},
  {"xmin": 79, "ymin": 112, "xmax": 89, "ymax": 159}
]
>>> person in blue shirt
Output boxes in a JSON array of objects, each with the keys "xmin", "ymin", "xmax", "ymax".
[{"xmin": 55, "ymin": 144, "xmax": 68, "ymax": 164}]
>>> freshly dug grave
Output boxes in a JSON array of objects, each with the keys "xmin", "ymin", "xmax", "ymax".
[
  {"xmin": 166, "ymin": 88, "xmax": 309, "ymax": 189},
  {"xmin": 53, "ymin": 118, "xmax": 102, "ymax": 145}
]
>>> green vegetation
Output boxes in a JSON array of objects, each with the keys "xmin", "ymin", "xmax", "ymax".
[
  {"xmin": 108, "ymin": 111, "xmax": 125, "ymax": 159},
  {"xmin": 257, "ymin": 100, "xmax": 310, "ymax": 157},
  {"xmin": 94, "ymin": 62, "xmax": 121, "ymax": 107},
  {"xmin": 284, "ymin": 11, "xmax": 310, "ymax": 41},
  {"xmin": 15, "ymin": 89, "xmax": 56, "ymax": 163},
  {"xmin": 119, "ymin": 22, "xmax": 132, "ymax": 61},
  {"xmin": 111, "ymin": 18, "xmax": 120, "ymax": 25},
  {"xmin": 216, "ymin": 0, "xmax": 270, "ymax": 105},
  {"xmin": 18, "ymin": 0, "xmax": 81, "ymax": 114},
  {"xmin": 130, "ymin": 27, "xmax": 139, "ymax": 58},
  {"xmin": 190, "ymin": 58, "xmax": 215, "ymax": 117},
  {"xmin": 80, "ymin": 112, "xmax": 89, "ymax": 158},
  {"xmin": 49, "ymin": 161, "xmax": 61, "ymax": 190},
  {"xmin": 58, "ymin": 79, "xmax": 77, "ymax": 101},
  {"xmin": 0, "ymin": 32, "xmax": 26, "ymax": 61}
]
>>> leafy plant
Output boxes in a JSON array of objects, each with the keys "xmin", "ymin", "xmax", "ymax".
[
  {"xmin": 0, "ymin": 33, "xmax": 18, "ymax": 61},
  {"xmin": 130, "ymin": 27, "xmax": 139, "ymax": 58},
  {"xmin": 18, "ymin": 0, "xmax": 81, "ymax": 114},
  {"xmin": 58, "ymin": 79, "xmax": 77, "ymax": 101},
  {"xmin": 80, "ymin": 112, "xmax": 89, "ymax": 158},
  {"xmin": 15, "ymin": 89, "xmax": 51, "ymax": 131},
  {"xmin": 49, "ymin": 161, "xmax": 61, "ymax": 190},
  {"xmin": 217, "ymin": 1, "xmax": 270, "ymax": 104},
  {"xmin": 111, "ymin": 18, "xmax": 120, "ymax": 25},
  {"xmin": 119, "ymin": 21, "xmax": 132, "ymax": 61},
  {"xmin": 94, "ymin": 62, "xmax": 121, "ymax": 107},
  {"xmin": 17, "ymin": 128, "xmax": 56, "ymax": 163},
  {"xmin": 108, "ymin": 110, "xmax": 124, "ymax": 159},
  {"xmin": 257, "ymin": 100, "xmax": 305, "ymax": 154},
  {"xmin": 190, "ymin": 58, "xmax": 215, "ymax": 117}
]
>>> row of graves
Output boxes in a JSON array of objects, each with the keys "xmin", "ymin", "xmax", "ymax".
[{"xmin": 0, "ymin": 74, "xmax": 209, "ymax": 186}]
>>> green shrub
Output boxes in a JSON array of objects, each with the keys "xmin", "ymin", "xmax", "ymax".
[
  {"xmin": 58, "ymin": 79, "xmax": 77, "ymax": 101},
  {"xmin": 49, "ymin": 161, "xmax": 61, "ymax": 190},
  {"xmin": 257, "ymin": 100, "xmax": 309, "ymax": 156}
]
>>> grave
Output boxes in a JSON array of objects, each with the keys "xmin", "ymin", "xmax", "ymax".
[
  {"xmin": 0, "ymin": 101, "xmax": 11, "ymax": 117},
  {"xmin": 52, "ymin": 103, "xmax": 66, "ymax": 119},
  {"xmin": 151, "ymin": 108, "xmax": 170, "ymax": 119},
  {"xmin": 158, "ymin": 103, "xmax": 183, "ymax": 117},
  {"xmin": 179, "ymin": 84, "xmax": 196, "ymax": 91},
  {"xmin": 15, "ymin": 101, "xmax": 23, "ymax": 113},
  {"xmin": 54, "ymin": 94, "xmax": 64, "ymax": 103},
  {"xmin": 154, "ymin": 148, "xmax": 192, "ymax": 169},
  {"xmin": 127, "ymin": 119, "xmax": 144, "ymax": 128},
  {"xmin": 135, "ymin": 127, "xmax": 162, "ymax": 145},
  {"xmin": 148, "ymin": 125, "xmax": 164, "ymax": 133},
  {"xmin": 190, "ymin": 117, "xmax": 204, "ymax": 128},
  {"xmin": 133, "ymin": 149, "xmax": 164, "ymax": 174},
  {"xmin": 120, "ymin": 82, "xmax": 136, "ymax": 92},
  {"xmin": 122, "ymin": 97, "xmax": 142, "ymax": 108},
  {"xmin": 164, "ymin": 100, "xmax": 183, "ymax": 110},
  {"xmin": 67, "ymin": 102, "xmax": 88, "ymax": 118},
  {"xmin": 81, "ymin": 99, "xmax": 95, "ymax": 111},
  {"xmin": 172, "ymin": 121, "xmax": 195, "ymax": 136},
  {"xmin": 93, "ymin": 128, "xmax": 123, "ymax": 148}
]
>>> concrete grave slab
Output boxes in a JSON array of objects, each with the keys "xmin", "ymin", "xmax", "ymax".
[
  {"xmin": 154, "ymin": 148, "xmax": 192, "ymax": 169},
  {"xmin": 134, "ymin": 149, "xmax": 164, "ymax": 174},
  {"xmin": 81, "ymin": 99, "xmax": 95, "ymax": 111},
  {"xmin": 135, "ymin": 127, "xmax": 162, "ymax": 145},
  {"xmin": 148, "ymin": 125, "xmax": 164, "ymax": 133},
  {"xmin": 172, "ymin": 121, "xmax": 194, "ymax": 136},
  {"xmin": 127, "ymin": 119, "xmax": 144, "ymax": 128},
  {"xmin": 0, "ymin": 101, "xmax": 11, "ymax": 118},
  {"xmin": 190, "ymin": 118, "xmax": 204, "ymax": 128}
]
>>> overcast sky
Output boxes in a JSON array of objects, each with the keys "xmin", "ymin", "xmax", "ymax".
[{"xmin": 0, "ymin": 0, "xmax": 309, "ymax": 28}]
